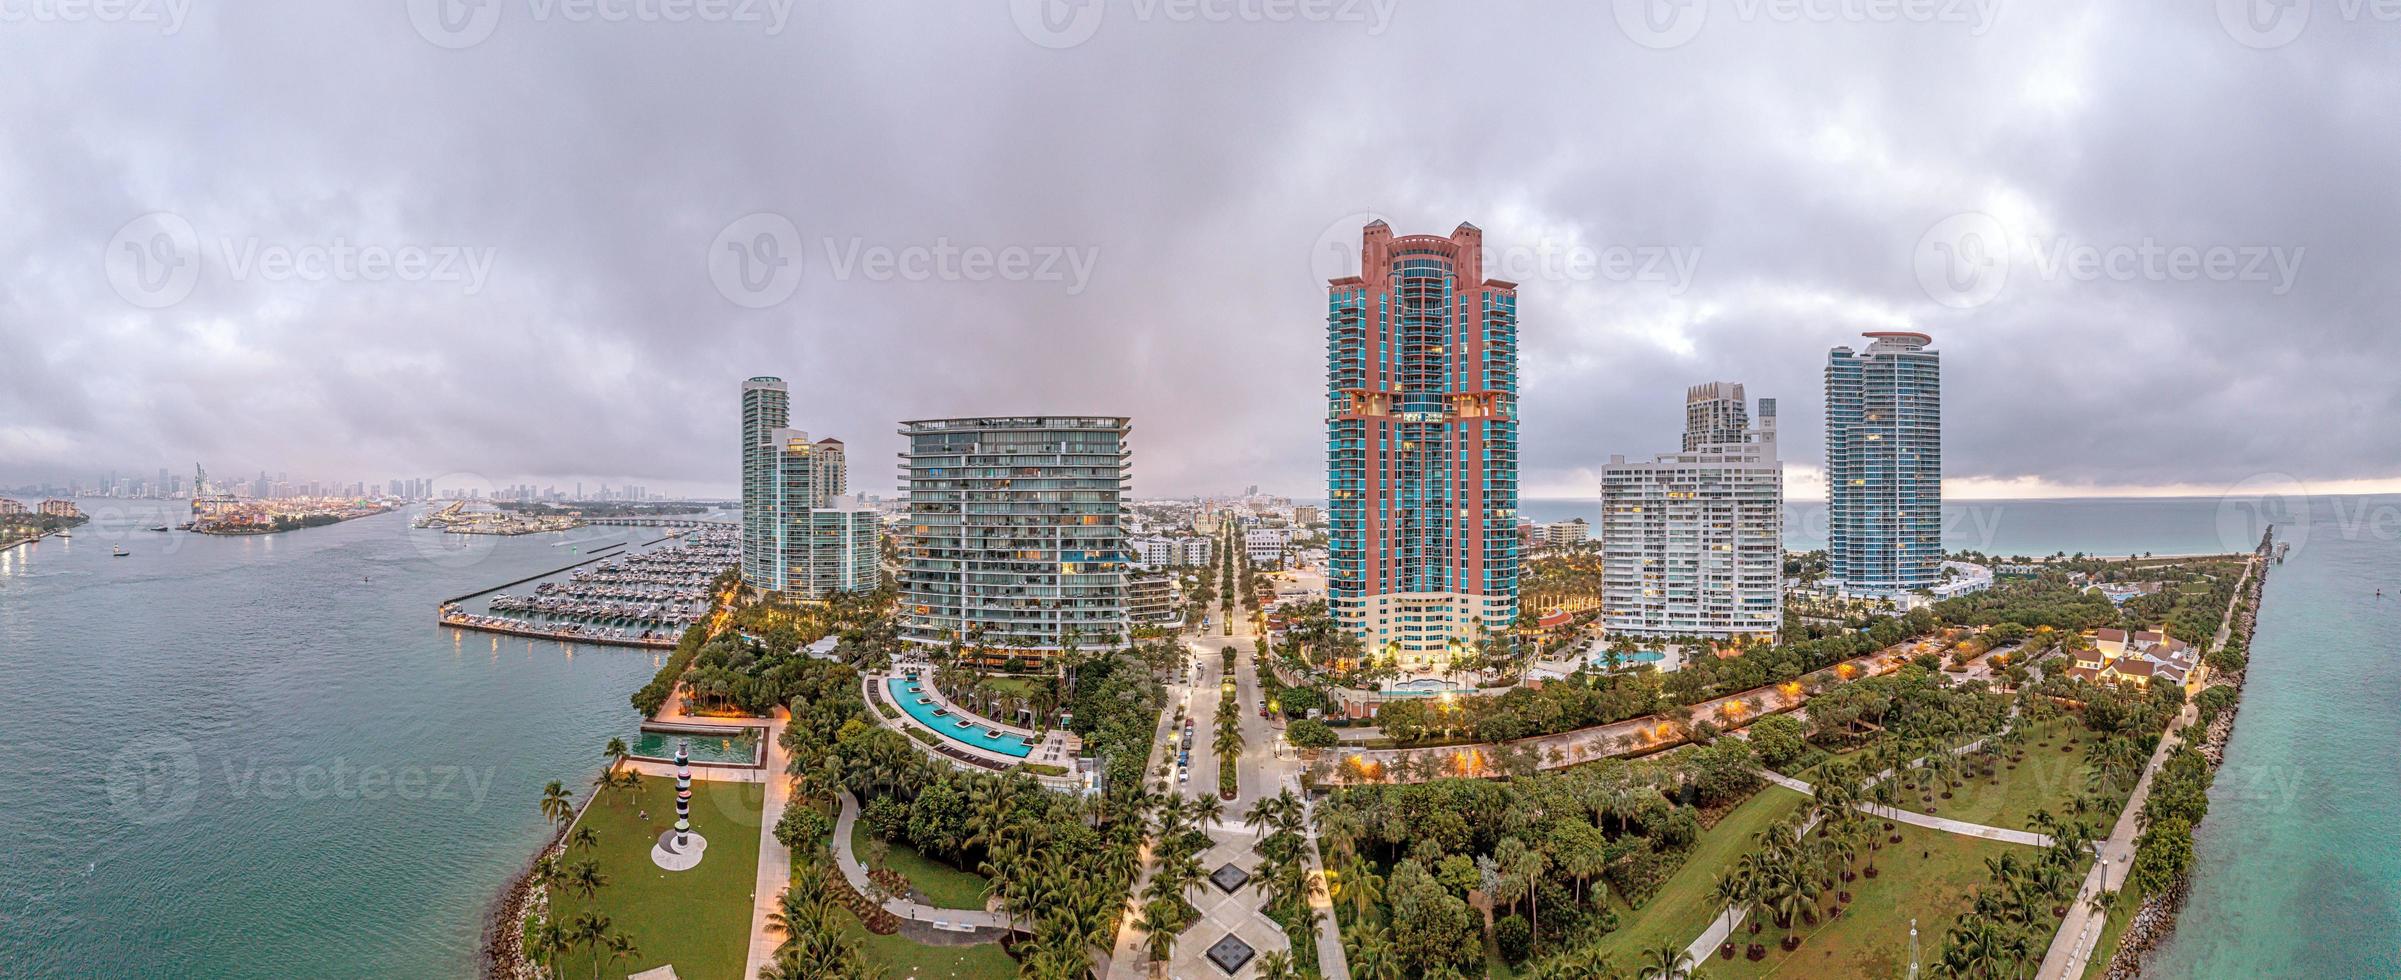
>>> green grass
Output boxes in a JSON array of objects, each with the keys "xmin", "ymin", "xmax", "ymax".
[
  {"xmin": 837, "ymin": 912, "xmax": 1017, "ymax": 979},
  {"xmin": 1590, "ymin": 785, "xmax": 1811, "ymax": 964},
  {"xmin": 851, "ymin": 815, "xmax": 990, "ymax": 910},
  {"xmin": 1704, "ymin": 823, "xmax": 2019, "ymax": 979},
  {"xmin": 547, "ymin": 774, "xmax": 765, "ymax": 980},
  {"xmin": 1885, "ymin": 719, "xmax": 2094, "ymax": 832},
  {"xmin": 2081, "ymin": 887, "xmax": 2139, "ymax": 979}
]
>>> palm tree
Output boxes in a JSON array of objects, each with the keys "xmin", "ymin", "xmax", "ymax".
[
  {"xmin": 539, "ymin": 781, "xmax": 575, "ymax": 828},
  {"xmin": 566, "ymin": 859, "xmax": 610, "ymax": 900},
  {"xmin": 526, "ymin": 917, "xmax": 573, "ymax": 974},
  {"xmin": 1255, "ymin": 950, "xmax": 1298, "ymax": 980},
  {"xmin": 569, "ymin": 912, "xmax": 612, "ymax": 971},
  {"xmin": 567, "ymin": 825, "xmax": 600, "ymax": 853},
  {"xmin": 603, "ymin": 736, "xmax": 630, "ymax": 773},
  {"xmin": 596, "ymin": 930, "xmax": 639, "ymax": 980},
  {"xmin": 1638, "ymin": 942, "xmax": 1694, "ymax": 979},
  {"xmin": 1137, "ymin": 895, "xmax": 1183, "ymax": 962}
]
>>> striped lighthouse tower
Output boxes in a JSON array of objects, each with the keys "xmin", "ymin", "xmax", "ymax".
[{"xmin": 673, "ymin": 739, "xmax": 693, "ymax": 847}]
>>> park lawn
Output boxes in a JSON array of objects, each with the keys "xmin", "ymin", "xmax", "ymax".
[
  {"xmin": 1705, "ymin": 823, "xmax": 2016, "ymax": 979},
  {"xmin": 852, "ymin": 812, "xmax": 991, "ymax": 910},
  {"xmin": 1886, "ymin": 719, "xmax": 2093, "ymax": 832},
  {"xmin": 834, "ymin": 903, "xmax": 1018, "ymax": 978},
  {"xmin": 548, "ymin": 774, "xmax": 765, "ymax": 980},
  {"xmin": 2081, "ymin": 887, "xmax": 2140, "ymax": 980},
  {"xmin": 1590, "ymin": 784, "xmax": 1812, "ymax": 964}
]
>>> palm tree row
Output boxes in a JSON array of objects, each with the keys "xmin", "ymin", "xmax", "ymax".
[
  {"xmin": 1931, "ymin": 810, "xmax": 2095, "ymax": 978},
  {"xmin": 758, "ymin": 859, "xmax": 883, "ymax": 979},
  {"xmin": 1246, "ymin": 790, "xmax": 1322, "ymax": 971},
  {"xmin": 523, "ymin": 777, "xmax": 638, "ymax": 980}
]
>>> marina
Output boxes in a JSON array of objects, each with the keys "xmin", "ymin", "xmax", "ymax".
[{"xmin": 438, "ymin": 526, "xmax": 737, "ymax": 649}]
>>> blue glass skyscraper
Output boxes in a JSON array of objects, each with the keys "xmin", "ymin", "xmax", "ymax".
[{"xmin": 1825, "ymin": 332, "xmax": 1942, "ymax": 593}]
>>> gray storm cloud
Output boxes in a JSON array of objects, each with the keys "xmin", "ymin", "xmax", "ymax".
[{"xmin": 1, "ymin": 1, "xmax": 2392, "ymax": 499}]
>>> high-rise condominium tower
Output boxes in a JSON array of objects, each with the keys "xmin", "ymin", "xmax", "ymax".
[
  {"xmin": 1325, "ymin": 220, "xmax": 1519, "ymax": 672},
  {"xmin": 1825, "ymin": 332, "xmax": 1942, "ymax": 593},
  {"xmin": 738, "ymin": 377, "xmax": 878, "ymax": 600},
  {"xmin": 1600, "ymin": 382, "xmax": 1785, "ymax": 641},
  {"xmin": 897, "ymin": 416, "xmax": 1132, "ymax": 655}
]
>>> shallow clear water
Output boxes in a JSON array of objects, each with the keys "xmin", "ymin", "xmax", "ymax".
[
  {"xmin": 2147, "ymin": 495, "xmax": 2401, "ymax": 977},
  {"xmin": 0, "ymin": 503, "xmax": 664, "ymax": 978}
]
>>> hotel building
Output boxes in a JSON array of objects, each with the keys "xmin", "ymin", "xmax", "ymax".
[
  {"xmin": 1600, "ymin": 382, "xmax": 1785, "ymax": 641},
  {"xmin": 897, "ymin": 416, "xmax": 1133, "ymax": 653},
  {"xmin": 738, "ymin": 377, "xmax": 879, "ymax": 600},
  {"xmin": 1325, "ymin": 220, "xmax": 1519, "ymax": 672},
  {"xmin": 1825, "ymin": 332, "xmax": 1943, "ymax": 594}
]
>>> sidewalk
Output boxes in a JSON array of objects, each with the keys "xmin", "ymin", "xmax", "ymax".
[
  {"xmin": 740, "ymin": 713, "xmax": 793, "ymax": 980},
  {"xmin": 830, "ymin": 789, "xmax": 1010, "ymax": 930}
]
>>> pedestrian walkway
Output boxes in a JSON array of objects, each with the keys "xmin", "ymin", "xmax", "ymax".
[
  {"xmin": 740, "ymin": 713, "xmax": 793, "ymax": 979},
  {"xmin": 829, "ymin": 789, "xmax": 1010, "ymax": 931},
  {"xmin": 1759, "ymin": 771, "xmax": 2056, "ymax": 847}
]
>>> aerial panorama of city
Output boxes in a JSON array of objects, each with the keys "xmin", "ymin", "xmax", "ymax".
[{"xmin": 3, "ymin": 5, "xmax": 2395, "ymax": 980}]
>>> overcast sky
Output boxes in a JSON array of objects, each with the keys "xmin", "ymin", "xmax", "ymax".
[{"xmin": 3, "ymin": 1, "xmax": 2393, "ymax": 501}]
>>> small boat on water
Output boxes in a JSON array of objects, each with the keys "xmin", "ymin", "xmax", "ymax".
[
  {"xmin": 148, "ymin": 525, "xmax": 171, "ymax": 532},
  {"xmin": 112, "ymin": 546, "xmax": 129, "ymax": 557}
]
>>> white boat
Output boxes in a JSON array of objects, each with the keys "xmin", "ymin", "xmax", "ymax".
[{"xmin": 112, "ymin": 546, "xmax": 129, "ymax": 557}]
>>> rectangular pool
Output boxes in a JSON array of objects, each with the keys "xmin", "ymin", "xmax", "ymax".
[
  {"xmin": 628, "ymin": 725, "xmax": 762, "ymax": 765},
  {"xmin": 886, "ymin": 677, "xmax": 1032, "ymax": 758}
]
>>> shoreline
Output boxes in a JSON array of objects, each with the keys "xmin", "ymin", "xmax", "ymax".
[
  {"xmin": 194, "ymin": 506, "xmax": 400, "ymax": 536},
  {"xmin": 2092, "ymin": 529, "xmax": 2275, "ymax": 977}
]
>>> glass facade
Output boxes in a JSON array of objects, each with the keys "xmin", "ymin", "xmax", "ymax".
[
  {"xmin": 1325, "ymin": 221, "xmax": 1518, "ymax": 669},
  {"xmin": 897, "ymin": 416, "xmax": 1131, "ymax": 653},
  {"xmin": 1825, "ymin": 332, "xmax": 1943, "ymax": 592},
  {"xmin": 739, "ymin": 377, "xmax": 877, "ymax": 599}
]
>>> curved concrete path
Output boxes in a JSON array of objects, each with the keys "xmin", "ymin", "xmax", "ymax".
[{"xmin": 830, "ymin": 789, "xmax": 1010, "ymax": 931}]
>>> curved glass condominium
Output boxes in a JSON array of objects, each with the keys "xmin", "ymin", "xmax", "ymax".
[
  {"xmin": 898, "ymin": 416, "xmax": 1132, "ymax": 655},
  {"xmin": 1825, "ymin": 331, "xmax": 1942, "ymax": 593},
  {"xmin": 1326, "ymin": 221, "xmax": 1519, "ymax": 672}
]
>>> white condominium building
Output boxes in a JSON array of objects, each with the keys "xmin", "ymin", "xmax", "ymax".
[
  {"xmin": 1599, "ymin": 382, "xmax": 1785, "ymax": 642},
  {"xmin": 1243, "ymin": 527, "xmax": 1291, "ymax": 566}
]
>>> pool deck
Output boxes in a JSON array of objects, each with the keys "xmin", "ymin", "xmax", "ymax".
[{"xmin": 865, "ymin": 664, "xmax": 1082, "ymax": 775}]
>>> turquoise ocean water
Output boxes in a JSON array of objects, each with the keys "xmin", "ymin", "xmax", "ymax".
[{"xmin": 0, "ymin": 495, "xmax": 2392, "ymax": 977}]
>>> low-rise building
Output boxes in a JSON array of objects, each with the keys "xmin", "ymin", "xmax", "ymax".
[
  {"xmin": 1128, "ymin": 571, "xmax": 1177, "ymax": 623},
  {"xmin": 1541, "ymin": 518, "xmax": 1589, "ymax": 547},
  {"xmin": 39, "ymin": 499, "xmax": 79, "ymax": 518},
  {"xmin": 1244, "ymin": 527, "xmax": 1290, "ymax": 567}
]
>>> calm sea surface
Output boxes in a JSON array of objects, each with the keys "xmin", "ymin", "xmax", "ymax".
[
  {"xmin": 0, "ymin": 503, "xmax": 672, "ymax": 978},
  {"xmin": 0, "ymin": 496, "xmax": 2392, "ymax": 977}
]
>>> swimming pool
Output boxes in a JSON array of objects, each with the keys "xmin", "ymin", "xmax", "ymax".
[
  {"xmin": 886, "ymin": 677, "xmax": 1033, "ymax": 758},
  {"xmin": 627, "ymin": 725, "xmax": 762, "ymax": 765},
  {"xmin": 1591, "ymin": 649, "xmax": 1668, "ymax": 670}
]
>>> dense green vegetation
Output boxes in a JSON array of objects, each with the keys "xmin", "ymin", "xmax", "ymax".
[{"xmin": 1317, "ymin": 748, "xmax": 1762, "ymax": 977}]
